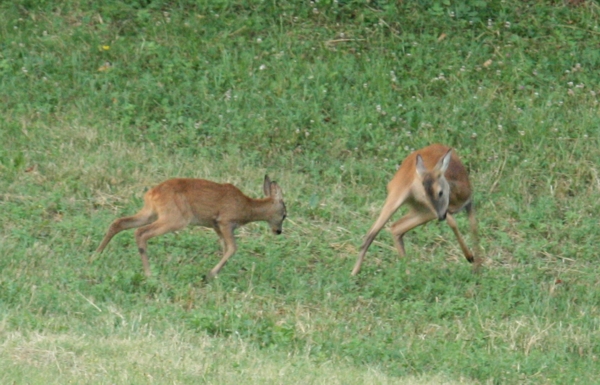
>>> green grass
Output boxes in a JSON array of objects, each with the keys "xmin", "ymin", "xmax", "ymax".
[{"xmin": 1, "ymin": 1, "xmax": 600, "ymax": 383}]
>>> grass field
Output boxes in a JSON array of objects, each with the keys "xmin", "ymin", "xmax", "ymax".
[{"xmin": 1, "ymin": 1, "xmax": 599, "ymax": 383}]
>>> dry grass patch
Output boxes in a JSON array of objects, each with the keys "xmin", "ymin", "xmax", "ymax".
[{"xmin": 0, "ymin": 330, "xmax": 474, "ymax": 385}]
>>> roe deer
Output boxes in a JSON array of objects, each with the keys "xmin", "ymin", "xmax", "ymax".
[
  {"xmin": 351, "ymin": 144, "xmax": 479, "ymax": 276},
  {"xmin": 96, "ymin": 175, "xmax": 286, "ymax": 279}
]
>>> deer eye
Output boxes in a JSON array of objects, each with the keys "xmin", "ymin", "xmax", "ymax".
[{"xmin": 438, "ymin": 190, "xmax": 443, "ymax": 198}]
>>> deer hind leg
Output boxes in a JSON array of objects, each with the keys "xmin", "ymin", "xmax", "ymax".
[
  {"xmin": 206, "ymin": 223, "xmax": 237, "ymax": 280},
  {"xmin": 96, "ymin": 206, "xmax": 156, "ymax": 253},
  {"xmin": 445, "ymin": 213, "xmax": 475, "ymax": 263},
  {"xmin": 134, "ymin": 216, "xmax": 189, "ymax": 276},
  {"xmin": 390, "ymin": 210, "xmax": 437, "ymax": 257},
  {"xmin": 351, "ymin": 187, "xmax": 410, "ymax": 276}
]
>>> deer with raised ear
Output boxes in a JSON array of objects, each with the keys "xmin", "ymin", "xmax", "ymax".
[
  {"xmin": 96, "ymin": 175, "xmax": 286, "ymax": 280},
  {"xmin": 351, "ymin": 144, "xmax": 479, "ymax": 276}
]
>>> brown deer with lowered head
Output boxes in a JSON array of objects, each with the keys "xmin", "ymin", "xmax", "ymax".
[
  {"xmin": 96, "ymin": 175, "xmax": 286, "ymax": 279},
  {"xmin": 351, "ymin": 144, "xmax": 479, "ymax": 275}
]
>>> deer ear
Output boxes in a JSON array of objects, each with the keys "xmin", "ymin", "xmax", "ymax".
[
  {"xmin": 415, "ymin": 154, "xmax": 427, "ymax": 177},
  {"xmin": 271, "ymin": 182, "xmax": 283, "ymax": 201},
  {"xmin": 263, "ymin": 175, "xmax": 272, "ymax": 196},
  {"xmin": 436, "ymin": 149, "xmax": 452, "ymax": 174}
]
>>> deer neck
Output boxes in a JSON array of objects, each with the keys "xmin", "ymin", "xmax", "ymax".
[{"xmin": 246, "ymin": 197, "xmax": 276, "ymax": 223}]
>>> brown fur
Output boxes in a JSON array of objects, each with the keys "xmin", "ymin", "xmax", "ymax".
[
  {"xmin": 351, "ymin": 144, "xmax": 479, "ymax": 276},
  {"xmin": 96, "ymin": 175, "xmax": 286, "ymax": 279}
]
